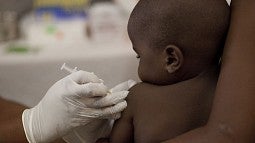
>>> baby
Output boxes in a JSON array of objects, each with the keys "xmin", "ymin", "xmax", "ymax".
[{"xmin": 97, "ymin": 0, "xmax": 230, "ymax": 142}]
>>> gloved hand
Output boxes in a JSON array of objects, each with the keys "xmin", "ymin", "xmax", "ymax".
[
  {"xmin": 22, "ymin": 71, "xmax": 130, "ymax": 143},
  {"xmin": 63, "ymin": 80, "xmax": 137, "ymax": 143}
]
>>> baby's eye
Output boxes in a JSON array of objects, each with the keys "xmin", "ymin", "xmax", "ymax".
[{"xmin": 136, "ymin": 55, "xmax": 140, "ymax": 59}]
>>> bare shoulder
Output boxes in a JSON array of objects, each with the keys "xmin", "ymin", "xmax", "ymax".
[
  {"xmin": 129, "ymin": 82, "xmax": 152, "ymax": 95},
  {"xmin": 128, "ymin": 82, "xmax": 155, "ymax": 101}
]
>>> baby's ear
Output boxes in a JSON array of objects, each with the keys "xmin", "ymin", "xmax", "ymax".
[{"xmin": 164, "ymin": 45, "xmax": 184, "ymax": 74}]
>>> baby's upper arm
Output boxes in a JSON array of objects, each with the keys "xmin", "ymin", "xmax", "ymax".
[{"xmin": 109, "ymin": 84, "xmax": 140, "ymax": 143}]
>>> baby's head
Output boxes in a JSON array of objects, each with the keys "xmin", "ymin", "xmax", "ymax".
[{"xmin": 128, "ymin": 0, "xmax": 230, "ymax": 85}]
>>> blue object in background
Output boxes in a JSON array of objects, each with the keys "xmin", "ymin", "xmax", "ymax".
[{"xmin": 35, "ymin": 6, "xmax": 87, "ymax": 20}]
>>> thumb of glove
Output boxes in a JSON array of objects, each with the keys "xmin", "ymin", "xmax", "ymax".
[{"xmin": 110, "ymin": 80, "xmax": 137, "ymax": 93}]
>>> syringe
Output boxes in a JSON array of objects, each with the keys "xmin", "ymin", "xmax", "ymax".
[
  {"xmin": 60, "ymin": 63, "xmax": 105, "ymax": 84},
  {"xmin": 61, "ymin": 63, "xmax": 78, "ymax": 74}
]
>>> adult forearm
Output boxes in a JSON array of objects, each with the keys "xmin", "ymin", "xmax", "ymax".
[
  {"xmin": 0, "ymin": 121, "xmax": 66, "ymax": 143},
  {"xmin": 0, "ymin": 113, "xmax": 28, "ymax": 142},
  {"xmin": 206, "ymin": 0, "xmax": 255, "ymax": 141},
  {"xmin": 0, "ymin": 98, "xmax": 27, "ymax": 142},
  {"xmin": 0, "ymin": 98, "xmax": 66, "ymax": 143}
]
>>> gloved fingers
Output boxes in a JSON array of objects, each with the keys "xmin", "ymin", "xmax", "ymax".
[
  {"xmin": 97, "ymin": 101, "xmax": 127, "ymax": 117},
  {"xmin": 69, "ymin": 70, "xmax": 103, "ymax": 84},
  {"xmin": 77, "ymin": 101, "xmax": 127, "ymax": 119},
  {"xmin": 74, "ymin": 90, "xmax": 128, "ymax": 108},
  {"xmin": 91, "ymin": 91, "xmax": 129, "ymax": 108},
  {"xmin": 73, "ymin": 82, "xmax": 108, "ymax": 98},
  {"xmin": 110, "ymin": 79, "xmax": 137, "ymax": 93},
  {"xmin": 78, "ymin": 96, "xmax": 101, "ymax": 107}
]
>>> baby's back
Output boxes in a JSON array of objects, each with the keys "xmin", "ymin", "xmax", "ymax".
[{"xmin": 129, "ymin": 69, "xmax": 218, "ymax": 143}]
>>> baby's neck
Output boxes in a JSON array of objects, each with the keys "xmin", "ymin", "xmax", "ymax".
[
  {"xmin": 161, "ymin": 64, "xmax": 220, "ymax": 89},
  {"xmin": 196, "ymin": 64, "xmax": 220, "ymax": 80},
  {"xmin": 179, "ymin": 64, "xmax": 220, "ymax": 85}
]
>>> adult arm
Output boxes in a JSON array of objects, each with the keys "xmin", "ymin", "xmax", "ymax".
[
  {"xmin": 162, "ymin": 0, "xmax": 255, "ymax": 143},
  {"xmin": 0, "ymin": 98, "xmax": 65, "ymax": 143}
]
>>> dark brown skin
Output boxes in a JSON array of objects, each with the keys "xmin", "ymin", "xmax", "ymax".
[
  {"xmin": 0, "ymin": 97, "xmax": 27, "ymax": 143},
  {"xmin": 0, "ymin": 98, "xmax": 66, "ymax": 143},
  {"xmin": 161, "ymin": 0, "xmax": 255, "ymax": 143},
  {"xmin": 108, "ymin": 67, "xmax": 218, "ymax": 143}
]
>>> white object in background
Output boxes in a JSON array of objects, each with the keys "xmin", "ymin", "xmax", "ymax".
[
  {"xmin": 20, "ymin": 13, "xmax": 88, "ymax": 48},
  {"xmin": 87, "ymin": 2, "xmax": 125, "ymax": 43},
  {"xmin": 114, "ymin": 0, "xmax": 138, "ymax": 14}
]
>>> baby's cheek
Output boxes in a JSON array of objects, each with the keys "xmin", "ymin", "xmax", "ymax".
[
  {"xmin": 138, "ymin": 64, "xmax": 145, "ymax": 81},
  {"xmin": 138, "ymin": 60, "xmax": 154, "ymax": 82}
]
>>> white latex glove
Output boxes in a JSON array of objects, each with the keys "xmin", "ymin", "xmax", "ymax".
[
  {"xmin": 22, "ymin": 71, "xmax": 129, "ymax": 143},
  {"xmin": 63, "ymin": 79, "xmax": 137, "ymax": 143}
]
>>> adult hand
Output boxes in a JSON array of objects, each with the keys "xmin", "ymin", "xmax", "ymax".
[
  {"xmin": 63, "ymin": 80, "xmax": 137, "ymax": 143},
  {"xmin": 22, "ymin": 71, "xmax": 129, "ymax": 143}
]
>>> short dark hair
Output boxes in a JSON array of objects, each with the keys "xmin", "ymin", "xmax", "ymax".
[{"xmin": 128, "ymin": 0, "xmax": 230, "ymax": 64}]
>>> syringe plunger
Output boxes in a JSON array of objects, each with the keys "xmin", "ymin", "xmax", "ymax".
[{"xmin": 61, "ymin": 63, "xmax": 78, "ymax": 73}]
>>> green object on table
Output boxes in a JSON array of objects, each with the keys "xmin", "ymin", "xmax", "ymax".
[
  {"xmin": 5, "ymin": 44, "xmax": 40, "ymax": 54},
  {"xmin": 46, "ymin": 25, "xmax": 57, "ymax": 34},
  {"xmin": 6, "ymin": 45, "xmax": 29, "ymax": 53}
]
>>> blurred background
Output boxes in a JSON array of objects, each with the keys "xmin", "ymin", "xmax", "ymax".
[
  {"xmin": 0, "ymin": 0, "xmax": 140, "ymax": 107},
  {"xmin": 0, "ymin": 0, "xmax": 139, "ymax": 47}
]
